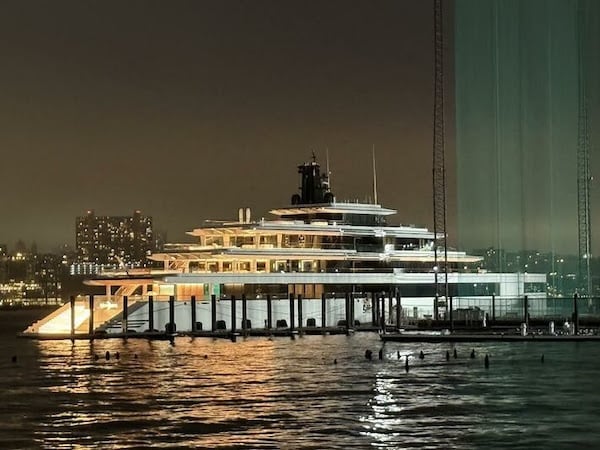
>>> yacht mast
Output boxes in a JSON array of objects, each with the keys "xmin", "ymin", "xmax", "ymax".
[{"xmin": 372, "ymin": 145, "xmax": 378, "ymax": 204}]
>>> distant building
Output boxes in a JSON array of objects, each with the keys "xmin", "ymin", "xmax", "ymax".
[{"xmin": 75, "ymin": 210, "xmax": 154, "ymax": 270}]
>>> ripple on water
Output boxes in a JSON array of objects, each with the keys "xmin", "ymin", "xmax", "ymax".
[{"xmin": 2, "ymin": 334, "xmax": 600, "ymax": 449}]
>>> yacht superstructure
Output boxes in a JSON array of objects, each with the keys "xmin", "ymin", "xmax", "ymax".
[{"xmin": 23, "ymin": 157, "xmax": 546, "ymax": 337}]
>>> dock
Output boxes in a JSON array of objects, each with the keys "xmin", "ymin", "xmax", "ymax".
[
  {"xmin": 379, "ymin": 332, "xmax": 600, "ymax": 343},
  {"xmin": 17, "ymin": 325, "xmax": 382, "ymax": 341}
]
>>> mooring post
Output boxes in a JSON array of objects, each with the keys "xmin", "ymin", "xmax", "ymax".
[
  {"xmin": 242, "ymin": 293, "xmax": 248, "ymax": 336},
  {"xmin": 231, "ymin": 295, "xmax": 236, "ymax": 335},
  {"xmin": 349, "ymin": 292, "xmax": 355, "ymax": 328},
  {"xmin": 344, "ymin": 292, "xmax": 350, "ymax": 334},
  {"xmin": 266, "ymin": 294, "xmax": 273, "ymax": 329},
  {"xmin": 148, "ymin": 295, "xmax": 154, "ymax": 331},
  {"xmin": 371, "ymin": 292, "xmax": 377, "ymax": 326},
  {"xmin": 381, "ymin": 293, "xmax": 386, "ymax": 333},
  {"xmin": 395, "ymin": 291, "xmax": 402, "ymax": 330},
  {"xmin": 289, "ymin": 293, "xmax": 295, "ymax": 334},
  {"xmin": 321, "ymin": 292, "xmax": 327, "ymax": 328},
  {"xmin": 122, "ymin": 295, "xmax": 128, "ymax": 334},
  {"xmin": 449, "ymin": 296, "xmax": 454, "ymax": 332},
  {"xmin": 297, "ymin": 294, "xmax": 303, "ymax": 334},
  {"xmin": 573, "ymin": 293, "xmax": 579, "ymax": 335},
  {"xmin": 191, "ymin": 295, "xmax": 197, "ymax": 332},
  {"xmin": 70, "ymin": 295, "xmax": 75, "ymax": 339},
  {"xmin": 211, "ymin": 294, "xmax": 217, "ymax": 332},
  {"xmin": 168, "ymin": 295, "xmax": 175, "ymax": 333},
  {"xmin": 88, "ymin": 295, "xmax": 95, "ymax": 336}
]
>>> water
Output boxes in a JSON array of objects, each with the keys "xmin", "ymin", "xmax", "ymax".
[{"xmin": 2, "ymin": 311, "xmax": 600, "ymax": 449}]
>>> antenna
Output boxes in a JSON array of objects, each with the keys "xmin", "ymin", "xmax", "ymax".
[{"xmin": 372, "ymin": 145, "xmax": 378, "ymax": 204}]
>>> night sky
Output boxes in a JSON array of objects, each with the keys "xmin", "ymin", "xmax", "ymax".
[{"xmin": 1, "ymin": 1, "xmax": 444, "ymax": 252}]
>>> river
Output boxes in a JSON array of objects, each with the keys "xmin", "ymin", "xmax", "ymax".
[{"xmin": 1, "ymin": 309, "xmax": 599, "ymax": 449}]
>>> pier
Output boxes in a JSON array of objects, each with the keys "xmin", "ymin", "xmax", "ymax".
[{"xmin": 18, "ymin": 291, "xmax": 600, "ymax": 343}]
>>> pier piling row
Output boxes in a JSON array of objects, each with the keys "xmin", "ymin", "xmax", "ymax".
[{"xmin": 22, "ymin": 293, "xmax": 596, "ymax": 340}]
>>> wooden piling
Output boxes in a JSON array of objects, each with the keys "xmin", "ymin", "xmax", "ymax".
[
  {"xmin": 381, "ymin": 293, "xmax": 386, "ymax": 333},
  {"xmin": 88, "ymin": 295, "xmax": 95, "ymax": 336},
  {"xmin": 297, "ymin": 294, "xmax": 303, "ymax": 334},
  {"xmin": 321, "ymin": 292, "xmax": 327, "ymax": 328},
  {"xmin": 266, "ymin": 294, "xmax": 273, "ymax": 329},
  {"xmin": 231, "ymin": 295, "xmax": 236, "ymax": 334},
  {"xmin": 211, "ymin": 294, "xmax": 217, "ymax": 332},
  {"xmin": 122, "ymin": 295, "xmax": 128, "ymax": 334},
  {"xmin": 350, "ymin": 291, "xmax": 355, "ymax": 328},
  {"xmin": 148, "ymin": 295, "xmax": 154, "ymax": 331},
  {"xmin": 191, "ymin": 295, "xmax": 197, "ymax": 332},
  {"xmin": 70, "ymin": 295, "xmax": 75, "ymax": 338},
  {"xmin": 242, "ymin": 294, "xmax": 248, "ymax": 336},
  {"xmin": 371, "ymin": 292, "xmax": 377, "ymax": 326},
  {"xmin": 395, "ymin": 291, "xmax": 401, "ymax": 330},
  {"xmin": 449, "ymin": 296, "xmax": 454, "ymax": 331},
  {"xmin": 289, "ymin": 293, "xmax": 295, "ymax": 333},
  {"xmin": 168, "ymin": 295, "xmax": 175, "ymax": 332},
  {"xmin": 344, "ymin": 292, "xmax": 350, "ymax": 334}
]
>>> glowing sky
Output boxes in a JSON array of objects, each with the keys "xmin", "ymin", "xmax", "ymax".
[
  {"xmin": 0, "ymin": 1, "xmax": 442, "ymax": 252},
  {"xmin": 455, "ymin": 0, "xmax": 600, "ymax": 256},
  {"xmin": 2, "ymin": 0, "xmax": 596, "ymax": 256}
]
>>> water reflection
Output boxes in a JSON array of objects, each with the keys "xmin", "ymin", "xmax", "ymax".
[{"xmin": 2, "ymin": 334, "xmax": 600, "ymax": 448}]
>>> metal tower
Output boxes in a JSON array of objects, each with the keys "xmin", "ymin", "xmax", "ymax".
[
  {"xmin": 577, "ymin": 0, "xmax": 592, "ymax": 297},
  {"xmin": 432, "ymin": 0, "xmax": 448, "ymax": 315}
]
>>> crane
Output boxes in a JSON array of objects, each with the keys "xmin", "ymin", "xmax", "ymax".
[
  {"xmin": 577, "ymin": 0, "xmax": 592, "ymax": 299},
  {"xmin": 432, "ymin": 0, "xmax": 448, "ymax": 319}
]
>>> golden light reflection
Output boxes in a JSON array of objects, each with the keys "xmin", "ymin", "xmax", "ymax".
[
  {"xmin": 35, "ymin": 337, "xmax": 283, "ymax": 448},
  {"xmin": 38, "ymin": 305, "xmax": 90, "ymax": 334}
]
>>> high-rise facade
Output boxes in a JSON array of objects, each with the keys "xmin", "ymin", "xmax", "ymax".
[{"xmin": 75, "ymin": 210, "xmax": 154, "ymax": 269}]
